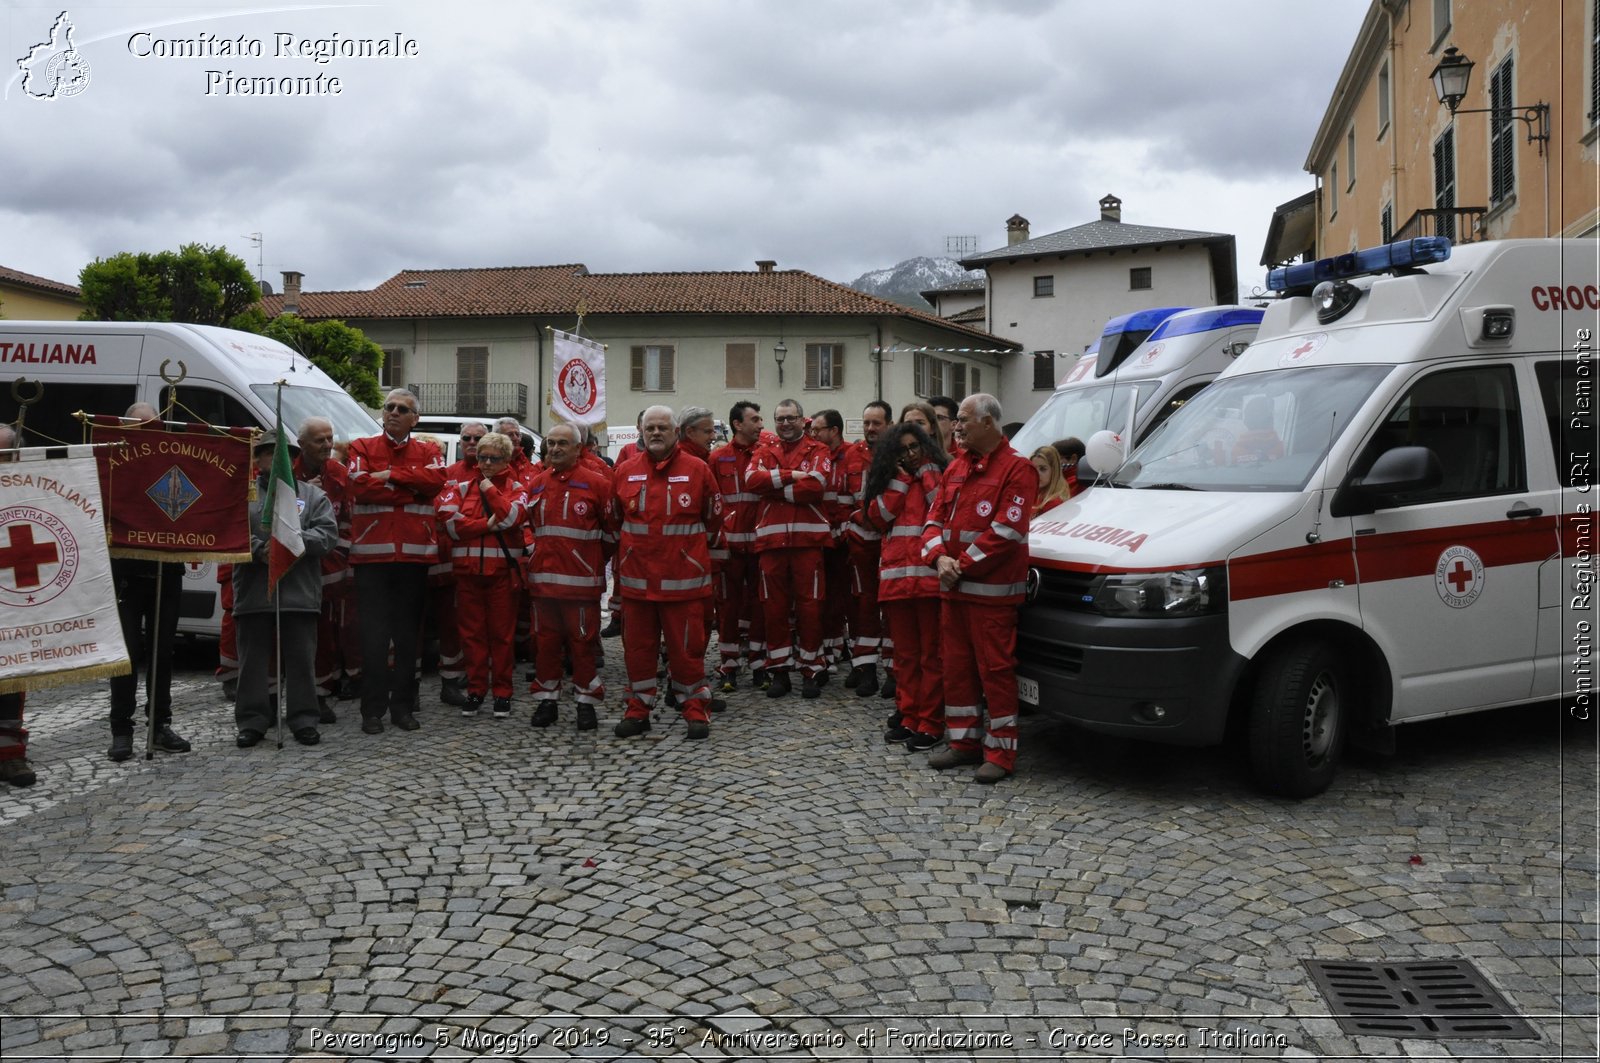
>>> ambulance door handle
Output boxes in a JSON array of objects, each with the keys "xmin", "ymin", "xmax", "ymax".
[{"xmin": 1505, "ymin": 506, "xmax": 1542, "ymax": 519}]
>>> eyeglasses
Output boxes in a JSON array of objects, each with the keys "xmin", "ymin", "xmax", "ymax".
[
  {"xmin": 774, "ymin": 415, "xmax": 802, "ymax": 423},
  {"xmin": 935, "ymin": 414, "xmax": 953, "ymax": 422},
  {"xmin": 461, "ymin": 434, "xmax": 485, "ymax": 442},
  {"xmin": 383, "ymin": 403, "xmax": 416, "ymax": 414},
  {"xmin": 477, "ymin": 453, "xmax": 508, "ymax": 464}
]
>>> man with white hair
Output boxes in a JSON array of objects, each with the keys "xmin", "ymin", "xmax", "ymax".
[{"xmin": 921, "ymin": 393, "xmax": 1036, "ymax": 784}]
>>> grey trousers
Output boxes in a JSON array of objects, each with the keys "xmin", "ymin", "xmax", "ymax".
[{"xmin": 235, "ymin": 612, "xmax": 320, "ymax": 734}]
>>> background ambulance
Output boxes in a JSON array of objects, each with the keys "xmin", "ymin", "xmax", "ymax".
[
  {"xmin": 0, "ymin": 321, "xmax": 379, "ymax": 635},
  {"xmin": 1018, "ymin": 238, "xmax": 1594, "ymax": 797}
]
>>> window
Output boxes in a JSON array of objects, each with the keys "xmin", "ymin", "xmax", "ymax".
[
  {"xmin": 1033, "ymin": 275, "xmax": 1054, "ymax": 298},
  {"xmin": 1535, "ymin": 360, "xmax": 1591, "ymax": 487},
  {"xmin": 914, "ymin": 351, "xmax": 930, "ymax": 397},
  {"xmin": 1129, "ymin": 267, "xmax": 1152, "ymax": 291},
  {"xmin": 971, "ymin": 367, "xmax": 980, "ymax": 396},
  {"xmin": 1033, "ymin": 352, "xmax": 1056, "ymax": 390},
  {"xmin": 381, "ymin": 348, "xmax": 406, "ymax": 390},
  {"xmin": 630, "ymin": 345, "xmax": 675, "ymax": 392},
  {"xmin": 173, "ymin": 386, "xmax": 259, "ymax": 430},
  {"xmin": 1489, "ymin": 55, "xmax": 1515, "ymax": 206},
  {"xmin": 0, "ymin": 382, "xmax": 134, "ymax": 449},
  {"xmin": 1432, "ymin": 0, "xmax": 1451, "ymax": 46},
  {"xmin": 1433, "ymin": 127, "xmax": 1457, "ymax": 241},
  {"xmin": 950, "ymin": 362, "xmax": 967, "ymax": 400},
  {"xmin": 914, "ymin": 352, "xmax": 976, "ymax": 398},
  {"xmin": 1346, "ymin": 128, "xmax": 1356, "ymax": 189},
  {"xmin": 1329, "ymin": 162, "xmax": 1339, "ymax": 218},
  {"xmin": 1378, "ymin": 61, "xmax": 1391, "ymax": 136},
  {"xmin": 1381, "ymin": 202, "xmax": 1394, "ymax": 243},
  {"xmin": 456, "ymin": 346, "xmax": 488, "ymax": 413},
  {"xmin": 724, "ymin": 342, "xmax": 756, "ymax": 389},
  {"xmin": 804, "ymin": 343, "xmax": 842, "ymax": 389}
]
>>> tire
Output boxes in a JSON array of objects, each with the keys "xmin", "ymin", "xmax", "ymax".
[{"xmin": 1248, "ymin": 638, "xmax": 1348, "ymax": 798}]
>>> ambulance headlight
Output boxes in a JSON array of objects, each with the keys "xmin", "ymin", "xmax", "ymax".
[{"xmin": 1091, "ymin": 567, "xmax": 1226, "ymax": 618}]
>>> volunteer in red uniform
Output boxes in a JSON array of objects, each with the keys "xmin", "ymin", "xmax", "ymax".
[
  {"xmin": 841, "ymin": 400, "xmax": 891, "ymax": 696},
  {"xmin": 434, "ymin": 431, "xmax": 527, "ymax": 718},
  {"xmin": 296, "ymin": 416, "xmax": 351, "ymax": 724},
  {"xmin": 611, "ymin": 406, "xmax": 723, "ymax": 739},
  {"xmin": 600, "ymin": 411, "xmax": 648, "ymax": 640},
  {"xmin": 347, "ymin": 389, "xmax": 447, "ymax": 734},
  {"xmin": 525, "ymin": 424, "xmax": 613, "ymax": 731},
  {"xmin": 809, "ymin": 409, "xmax": 850, "ymax": 675},
  {"xmin": 922, "ymin": 394, "xmax": 1036, "ymax": 783},
  {"xmin": 707, "ymin": 401, "xmax": 766, "ymax": 691},
  {"xmin": 749, "ymin": 398, "xmax": 833, "ymax": 698},
  {"xmin": 857, "ymin": 420, "xmax": 949, "ymax": 750}
]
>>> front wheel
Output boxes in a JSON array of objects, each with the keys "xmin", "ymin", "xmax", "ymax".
[{"xmin": 1248, "ymin": 638, "xmax": 1348, "ymax": 798}]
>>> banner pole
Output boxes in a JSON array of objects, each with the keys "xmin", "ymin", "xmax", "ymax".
[
  {"xmin": 274, "ymin": 381, "xmax": 286, "ymax": 750},
  {"xmin": 145, "ymin": 564, "xmax": 162, "ymax": 760}
]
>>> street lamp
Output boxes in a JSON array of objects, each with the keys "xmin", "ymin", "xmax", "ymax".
[
  {"xmin": 773, "ymin": 340, "xmax": 787, "ymax": 386},
  {"xmin": 1429, "ymin": 45, "xmax": 1550, "ymax": 152}
]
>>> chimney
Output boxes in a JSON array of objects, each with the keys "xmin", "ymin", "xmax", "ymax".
[
  {"xmin": 281, "ymin": 270, "xmax": 303, "ymax": 314},
  {"xmin": 755, "ymin": 260, "xmax": 776, "ymax": 273},
  {"xmin": 1005, "ymin": 214, "xmax": 1030, "ymax": 246},
  {"xmin": 1099, "ymin": 194, "xmax": 1122, "ymax": 223}
]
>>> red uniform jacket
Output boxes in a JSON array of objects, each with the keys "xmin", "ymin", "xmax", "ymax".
[
  {"xmin": 922, "ymin": 440, "xmax": 1036, "ymax": 604},
  {"xmin": 707, "ymin": 438, "xmax": 761, "ymax": 554},
  {"xmin": 749, "ymin": 435, "xmax": 833, "ymax": 551},
  {"xmin": 295, "ymin": 456, "xmax": 352, "ymax": 589},
  {"xmin": 861, "ymin": 462, "xmax": 943, "ymax": 600},
  {"xmin": 434, "ymin": 469, "xmax": 528, "ymax": 576},
  {"xmin": 526, "ymin": 463, "xmax": 614, "ymax": 599},
  {"xmin": 347, "ymin": 433, "xmax": 447, "ymax": 564},
  {"xmin": 612, "ymin": 444, "xmax": 723, "ymax": 601}
]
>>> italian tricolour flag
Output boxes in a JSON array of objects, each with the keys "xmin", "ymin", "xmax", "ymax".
[{"xmin": 265, "ymin": 424, "xmax": 303, "ymax": 597}]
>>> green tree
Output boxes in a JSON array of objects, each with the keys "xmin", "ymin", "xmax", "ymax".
[
  {"xmin": 262, "ymin": 314, "xmax": 384, "ymax": 407},
  {"xmin": 78, "ymin": 243, "xmax": 260, "ymax": 328}
]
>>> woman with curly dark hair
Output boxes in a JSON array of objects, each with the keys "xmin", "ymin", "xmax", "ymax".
[{"xmin": 855, "ymin": 421, "xmax": 950, "ymax": 749}]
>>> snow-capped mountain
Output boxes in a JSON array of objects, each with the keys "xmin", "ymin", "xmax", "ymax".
[{"xmin": 845, "ymin": 257, "xmax": 984, "ymax": 311}]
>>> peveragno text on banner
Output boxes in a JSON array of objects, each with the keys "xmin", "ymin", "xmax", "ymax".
[{"xmin": 127, "ymin": 31, "xmax": 420, "ymax": 96}]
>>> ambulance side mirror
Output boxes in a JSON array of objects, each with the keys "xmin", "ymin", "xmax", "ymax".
[{"xmin": 1329, "ymin": 446, "xmax": 1442, "ymax": 517}]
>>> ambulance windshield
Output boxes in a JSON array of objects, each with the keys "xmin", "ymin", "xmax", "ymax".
[
  {"xmin": 1009, "ymin": 381, "xmax": 1154, "ymax": 456},
  {"xmin": 251, "ymin": 383, "xmax": 380, "ymax": 443},
  {"xmin": 1113, "ymin": 366, "xmax": 1390, "ymax": 492}
]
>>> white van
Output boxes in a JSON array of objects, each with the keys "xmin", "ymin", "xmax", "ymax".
[
  {"xmin": 1010, "ymin": 305, "xmax": 1265, "ymax": 460},
  {"xmin": 1019, "ymin": 238, "xmax": 1595, "ymax": 797},
  {"xmin": 0, "ymin": 321, "xmax": 379, "ymax": 635}
]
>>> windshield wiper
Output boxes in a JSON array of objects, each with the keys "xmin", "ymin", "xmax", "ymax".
[{"xmin": 1136, "ymin": 482, "xmax": 1204, "ymax": 491}]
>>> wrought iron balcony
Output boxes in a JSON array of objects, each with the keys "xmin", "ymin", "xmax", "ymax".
[
  {"xmin": 1394, "ymin": 206, "xmax": 1486, "ymax": 244},
  {"xmin": 407, "ymin": 382, "xmax": 528, "ymax": 420}
]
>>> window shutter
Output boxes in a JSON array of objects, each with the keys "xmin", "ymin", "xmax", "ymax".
[
  {"xmin": 660, "ymin": 346, "xmax": 676, "ymax": 392},
  {"xmin": 831, "ymin": 345, "xmax": 843, "ymax": 388},
  {"xmin": 630, "ymin": 347, "xmax": 645, "ymax": 391},
  {"xmin": 1489, "ymin": 57, "xmax": 1515, "ymax": 205},
  {"xmin": 725, "ymin": 343, "xmax": 756, "ymax": 389},
  {"xmin": 805, "ymin": 347, "xmax": 820, "ymax": 389}
]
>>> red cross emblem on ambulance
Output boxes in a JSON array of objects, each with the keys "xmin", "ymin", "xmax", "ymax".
[{"xmin": 1434, "ymin": 545, "xmax": 1484, "ymax": 609}]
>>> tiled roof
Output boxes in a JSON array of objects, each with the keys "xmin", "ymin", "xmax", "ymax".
[
  {"xmin": 262, "ymin": 264, "xmax": 1011, "ymax": 346},
  {"xmin": 0, "ymin": 265, "xmax": 80, "ymax": 298},
  {"xmin": 961, "ymin": 219, "xmax": 1231, "ymax": 266},
  {"xmin": 921, "ymin": 278, "xmax": 986, "ymax": 299},
  {"xmin": 946, "ymin": 305, "xmax": 986, "ymax": 325}
]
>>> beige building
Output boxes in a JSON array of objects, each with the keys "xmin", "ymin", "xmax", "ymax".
[
  {"xmin": 1271, "ymin": 0, "xmax": 1597, "ymax": 264},
  {"xmin": 261, "ymin": 262, "xmax": 1018, "ymax": 442},
  {"xmin": 0, "ymin": 266, "xmax": 82, "ymax": 320}
]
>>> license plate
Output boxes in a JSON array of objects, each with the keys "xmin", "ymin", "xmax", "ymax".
[{"xmin": 1017, "ymin": 675, "xmax": 1039, "ymax": 705}]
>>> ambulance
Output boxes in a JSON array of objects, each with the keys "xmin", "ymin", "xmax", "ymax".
[
  {"xmin": 1017, "ymin": 238, "xmax": 1595, "ymax": 797},
  {"xmin": 0, "ymin": 321, "xmax": 379, "ymax": 635},
  {"xmin": 1010, "ymin": 304, "xmax": 1265, "ymax": 461}
]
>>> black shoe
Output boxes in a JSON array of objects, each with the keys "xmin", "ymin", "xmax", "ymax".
[
  {"xmin": 531, "ymin": 701, "xmax": 558, "ymax": 728},
  {"xmin": 801, "ymin": 677, "xmax": 821, "ymax": 699},
  {"xmin": 336, "ymin": 677, "xmax": 359, "ymax": 700},
  {"xmin": 718, "ymin": 673, "xmax": 737, "ymax": 694},
  {"xmin": 879, "ymin": 675, "xmax": 897, "ymax": 700},
  {"xmin": 576, "ymin": 704, "xmax": 597, "ymax": 731},
  {"xmin": 614, "ymin": 716, "xmax": 651, "ymax": 737},
  {"xmin": 708, "ymin": 698, "xmax": 727, "ymax": 714},
  {"xmin": 236, "ymin": 729, "xmax": 264, "ymax": 748},
  {"xmin": 492, "ymin": 697, "xmax": 512, "ymax": 718},
  {"xmin": 751, "ymin": 667, "xmax": 769, "ymax": 691},
  {"xmin": 318, "ymin": 698, "xmax": 338, "ymax": 724},
  {"xmin": 438, "ymin": 679, "xmax": 468, "ymax": 707},
  {"xmin": 108, "ymin": 734, "xmax": 133, "ymax": 762},
  {"xmin": 766, "ymin": 672, "xmax": 791, "ymax": 698},
  {"xmin": 884, "ymin": 724, "xmax": 915, "ymax": 743},
  {"xmin": 154, "ymin": 726, "xmax": 191, "ymax": 753},
  {"xmin": 685, "ymin": 719, "xmax": 710, "ymax": 740},
  {"xmin": 855, "ymin": 666, "xmax": 879, "ymax": 698},
  {"xmin": 0, "ymin": 758, "xmax": 37, "ymax": 787},
  {"xmin": 904, "ymin": 731, "xmax": 941, "ymax": 752},
  {"xmin": 600, "ymin": 616, "xmax": 622, "ymax": 639},
  {"xmin": 461, "ymin": 695, "xmax": 483, "ymax": 718},
  {"xmin": 361, "ymin": 716, "xmax": 384, "ymax": 735},
  {"xmin": 886, "ymin": 711, "xmax": 902, "ymax": 730},
  {"xmin": 293, "ymin": 727, "xmax": 321, "ymax": 746},
  {"xmin": 843, "ymin": 666, "xmax": 865, "ymax": 691},
  {"xmin": 392, "ymin": 712, "xmax": 420, "ymax": 731},
  {"xmin": 815, "ymin": 668, "xmax": 831, "ymax": 687}
]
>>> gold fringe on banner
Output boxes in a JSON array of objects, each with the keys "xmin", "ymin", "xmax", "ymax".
[
  {"xmin": 108, "ymin": 547, "xmax": 252, "ymax": 564},
  {"xmin": 0, "ymin": 659, "xmax": 131, "ymax": 696}
]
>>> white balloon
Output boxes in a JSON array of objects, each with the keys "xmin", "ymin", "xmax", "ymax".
[{"xmin": 1085, "ymin": 429, "xmax": 1125, "ymax": 474}]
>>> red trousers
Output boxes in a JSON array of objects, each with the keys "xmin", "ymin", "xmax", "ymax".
[
  {"xmin": 848, "ymin": 542, "xmax": 884, "ymax": 668},
  {"xmin": 883, "ymin": 598, "xmax": 941, "ymax": 738},
  {"xmin": 430, "ymin": 582, "xmax": 464, "ymax": 683},
  {"xmin": 216, "ymin": 568, "xmax": 239, "ymax": 682},
  {"xmin": 532, "ymin": 598, "xmax": 603, "ymax": 705},
  {"xmin": 313, "ymin": 583, "xmax": 352, "ymax": 696},
  {"xmin": 621, "ymin": 598, "xmax": 710, "ymax": 722},
  {"xmin": 758, "ymin": 547, "xmax": 824, "ymax": 677},
  {"xmin": 822, "ymin": 546, "xmax": 850, "ymax": 660},
  {"xmin": 714, "ymin": 553, "xmax": 766, "ymax": 676},
  {"xmin": 456, "ymin": 574, "xmax": 516, "ymax": 698},
  {"xmin": 941, "ymin": 599, "xmax": 1020, "ymax": 771}
]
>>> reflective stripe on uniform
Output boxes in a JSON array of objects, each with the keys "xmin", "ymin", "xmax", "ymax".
[{"xmin": 953, "ymin": 579, "xmax": 1025, "ymax": 597}]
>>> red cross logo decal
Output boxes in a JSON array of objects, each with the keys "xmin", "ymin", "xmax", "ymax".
[
  {"xmin": 1288, "ymin": 339, "xmax": 1317, "ymax": 358},
  {"xmin": 1446, "ymin": 560, "xmax": 1475, "ymax": 593},
  {"xmin": 0, "ymin": 523, "xmax": 60, "ymax": 590}
]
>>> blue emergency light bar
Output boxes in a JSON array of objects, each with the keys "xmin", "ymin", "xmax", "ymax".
[
  {"xmin": 1266, "ymin": 237, "xmax": 1452, "ymax": 293},
  {"xmin": 1100, "ymin": 306, "xmax": 1191, "ymax": 340},
  {"xmin": 1146, "ymin": 305, "xmax": 1266, "ymax": 341}
]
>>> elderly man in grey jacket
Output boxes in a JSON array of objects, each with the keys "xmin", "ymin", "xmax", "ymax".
[{"xmin": 234, "ymin": 432, "xmax": 339, "ymax": 747}]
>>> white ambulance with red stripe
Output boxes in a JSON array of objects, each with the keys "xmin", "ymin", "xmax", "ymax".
[{"xmin": 1017, "ymin": 238, "xmax": 1596, "ymax": 797}]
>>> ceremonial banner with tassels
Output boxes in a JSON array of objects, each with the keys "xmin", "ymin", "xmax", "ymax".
[
  {"xmin": 0, "ymin": 445, "xmax": 131, "ymax": 693},
  {"xmin": 551, "ymin": 328, "xmax": 607, "ymax": 427},
  {"xmin": 86, "ymin": 416, "xmax": 254, "ymax": 562}
]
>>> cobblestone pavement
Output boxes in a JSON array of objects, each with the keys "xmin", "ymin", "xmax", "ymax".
[{"xmin": 0, "ymin": 641, "xmax": 1594, "ymax": 1062}]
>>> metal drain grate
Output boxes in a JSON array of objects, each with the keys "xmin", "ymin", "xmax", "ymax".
[{"xmin": 1305, "ymin": 959, "xmax": 1538, "ymax": 1040}]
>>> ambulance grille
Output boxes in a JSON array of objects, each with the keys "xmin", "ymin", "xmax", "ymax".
[
  {"xmin": 1304, "ymin": 960, "xmax": 1537, "ymax": 1040},
  {"xmin": 1029, "ymin": 567, "xmax": 1098, "ymax": 611}
]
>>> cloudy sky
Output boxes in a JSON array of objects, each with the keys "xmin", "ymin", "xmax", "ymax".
[{"xmin": 2, "ymin": 0, "xmax": 1368, "ymax": 300}]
